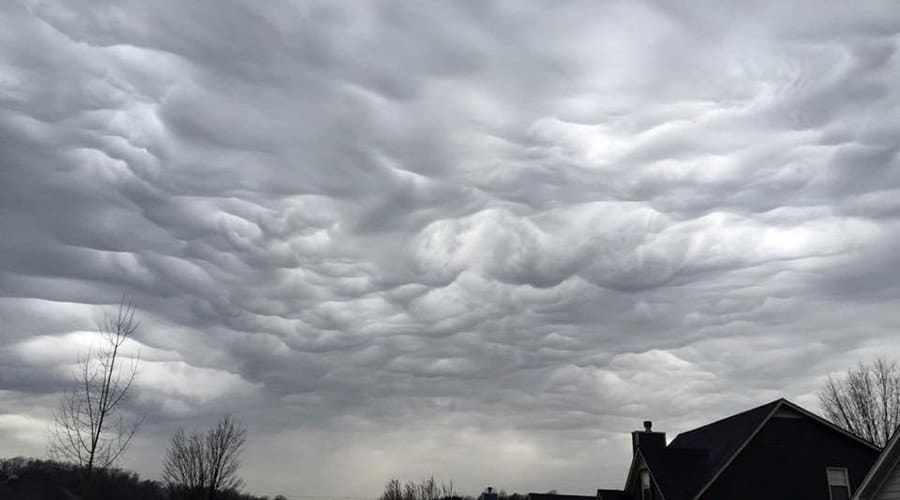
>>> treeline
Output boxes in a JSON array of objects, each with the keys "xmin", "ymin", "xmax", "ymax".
[
  {"xmin": 0, "ymin": 457, "xmax": 287, "ymax": 500},
  {"xmin": 494, "ymin": 492, "xmax": 527, "ymax": 500},
  {"xmin": 378, "ymin": 476, "xmax": 527, "ymax": 500},
  {"xmin": 20, "ymin": 300, "xmax": 285, "ymax": 500}
]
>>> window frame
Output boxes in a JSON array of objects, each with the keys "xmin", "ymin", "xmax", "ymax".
[{"xmin": 826, "ymin": 467, "xmax": 851, "ymax": 500}]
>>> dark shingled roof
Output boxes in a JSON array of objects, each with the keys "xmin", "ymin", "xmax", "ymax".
[
  {"xmin": 640, "ymin": 446, "xmax": 709, "ymax": 500},
  {"xmin": 663, "ymin": 398, "xmax": 782, "ymax": 498},
  {"xmin": 530, "ymin": 401, "xmax": 782, "ymax": 500},
  {"xmin": 534, "ymin": 398, "xmax": 878, "ymax": 500}
]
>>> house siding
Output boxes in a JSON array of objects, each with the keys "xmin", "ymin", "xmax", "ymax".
[
  {"xmin": 700, "ymin": 415, "xmax": 878, "ymax": 500},
  {"xmin": 872, "ymin": 456, "xmax": 900, "ymax": 500}
]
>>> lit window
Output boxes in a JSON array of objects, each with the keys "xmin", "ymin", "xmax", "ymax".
[
  {"xmin": 640, "ymin": 469, "xmax": 651, "ymax": 500},
  {"xmin": 827, "ymin": 468, "xmax": 850, "ymax": 500}
]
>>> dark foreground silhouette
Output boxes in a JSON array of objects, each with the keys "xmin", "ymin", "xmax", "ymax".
[{"xmin": 0, "ymin": 457, "xmax": 280, "ymax": 500}]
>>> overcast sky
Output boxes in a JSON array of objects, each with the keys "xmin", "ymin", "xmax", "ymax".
[{"xmin": 2, "ymin": 0, "xmax": 900, "ymax": 497}]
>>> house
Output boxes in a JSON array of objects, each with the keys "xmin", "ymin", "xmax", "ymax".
[
  {"xmin": 481, "ymin": 487, "xmax": 499, "ymax": 500},
  {"xmin": 852, "ymin": 420, "xmax": 900, "ymax": 500},
  {"xmin": 530, "ymin": 398, "xmax": 881, "ymax": 500}
]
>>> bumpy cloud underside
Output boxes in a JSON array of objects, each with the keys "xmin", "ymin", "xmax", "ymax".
[{"xmin": 3, "ymin": 0, "xmax": 900, "ymax": 496}]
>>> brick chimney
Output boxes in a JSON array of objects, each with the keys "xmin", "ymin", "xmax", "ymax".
[{"xmin": 631, "ymin": 420, "xmax": 666, "ymax": 455}]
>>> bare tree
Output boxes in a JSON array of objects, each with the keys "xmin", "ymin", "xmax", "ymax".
[
  {"xmin": 382, "ymin": 478, "xmax": 404, "ymax": 500},
  {"xmin": 381, "ymin": 476, "xmax": 458, "ymax": 500},
  {"xmin": 819, "ymin": 357, "xmax": 900, "ymax": 447},
  {"xmin": 419, "ymin": 476, "xmax": 440, "ymax": 500},
  {"xmin": 162, "ymin": 415, "xmax": 248, "ymax": 500},
  {"xmin": 163, "ymin": 429, "xmax": 207, "ymax": 499},
  {"xmin": 49, "ymin": 297, "xmax": 143, "ymax": 475},
  {"xmin": 404, "ymin": 481, "xmax": 418, "ymax": 500},
  {"xmin": 440, "ymin": 480, "xmax": 455, "ymax": 499},
  {"xmin": 205, "ymin": 415, "xmax": 246, "ymax": 497}
]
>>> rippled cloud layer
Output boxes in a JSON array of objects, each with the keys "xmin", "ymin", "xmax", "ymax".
[{"xmin": 2, "ymin": 1, "xmax": 900, "ymax": 496}]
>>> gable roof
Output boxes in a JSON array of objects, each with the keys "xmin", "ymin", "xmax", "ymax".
[
  {"xmin": 667, "ymin": 398, "xmax": 781, "ymax": 495},
  {"xmin": 641, "ymin": 446, "xmax": 709, "ymax": 500},
  {"xmin": 634, "ymin": 398, "xmax": 880, "ymax": 500},
  {"xmin": 621, "ymin": 400, "xmax": 779, "ymax": 500},
  {"xmin": 853, "ymin": 425, "xmax": 900, "ymax": 500}
]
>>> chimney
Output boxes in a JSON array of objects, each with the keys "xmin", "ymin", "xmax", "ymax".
[{"xmin": 632, "ymin": 420, "xmax": 666, "ymax": 455}]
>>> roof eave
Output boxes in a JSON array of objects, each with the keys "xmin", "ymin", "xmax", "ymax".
[
  {"xmin": 690, "ymin": 398, "xmax": 880, "ymax": 500},
  {"xmin": 853, "ymin": 425, "xmax": 900, "ymax": 499}
]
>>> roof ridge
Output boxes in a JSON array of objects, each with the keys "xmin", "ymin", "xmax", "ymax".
[
  {"xmin": 690, "ymin": 397, "xmax": 879, "ymax": 500},
  {"xmin": 687, "ymin": 399, "xmax": 785, "ymax": 499},
  {"xmin": 670, "ymin": 399, "xmax": 783, "ymax": 443}
]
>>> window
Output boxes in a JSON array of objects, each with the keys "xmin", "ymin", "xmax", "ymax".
[
  {"xmin": 827, "ymin": 468, "xmax": 850, "ymax": 500},
  {"xmin": 640, "ymin": 469, "xmax": 652, "ymax": 500}
]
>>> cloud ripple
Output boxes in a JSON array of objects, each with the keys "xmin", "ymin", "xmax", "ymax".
[{"xmin": 2, "ymin": 0, "xmax": 900, "ymax": 496}]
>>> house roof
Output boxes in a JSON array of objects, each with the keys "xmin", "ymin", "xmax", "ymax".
[
  {"xmin": 639, "ymin": 398, "xmax": 880, "ymax": 500},
  {"xmin": 640, "ymin": 446, "xmax": 709, "ymax": 500},
  {"xmin": 528, "ymin": 491, "xmax": 628, "ymax": 500},
  {"xmin": 534, "ymin": 397, "xmax": 880, "ymax": 500},
  {"xmin": 663, "ymin": 399, "xmax": 782, "ymax": 497},
  {"xmin": 594, "ymin": 490, "xmax": 628, "ymax": 500},
  {"xmin": 853, "ymin": 424, "xmax": 900, "ymax": 500},
  {"xmin": 528, "ymin": 494, "xmax": 594, "ymax": 500}
]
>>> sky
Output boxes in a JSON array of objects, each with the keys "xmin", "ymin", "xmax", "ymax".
[{"xmin": 2, "ymin": 0, "xmax": 900, "ymax": 498}]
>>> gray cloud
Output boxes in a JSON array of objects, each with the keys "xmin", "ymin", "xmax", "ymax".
[{"xmin": 2, "ymin": 0, "xmax": 900, "ymax": 497}]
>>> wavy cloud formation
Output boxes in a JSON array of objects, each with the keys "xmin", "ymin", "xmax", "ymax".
[{"xmin": 2, "ymin": 0, "xmax": 900, "ymax": 496}]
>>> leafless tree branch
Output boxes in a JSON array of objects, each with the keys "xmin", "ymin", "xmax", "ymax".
[
  {"xmin": 162, "ymin": 415, "xmax": 247, "ymax": 500},
  {"xmin": 49, "ymin": 296, "xmax": 143, "ymax": 475},
  {"xmin": 819, "ymin": 357, "xmax": 900, "ymax": 447}
]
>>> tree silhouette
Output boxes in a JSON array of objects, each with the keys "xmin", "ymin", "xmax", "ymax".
[
  {"xmin": 49, "ymin": 297, "xmax": 143, "ymax": 475},
  {"xmin": 162, "ymin": 415, "xmax": 248, "ymax": 500},
  {"xmin": 819, "ymin": 357, "xmax": 900, "ymax": 447}
]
